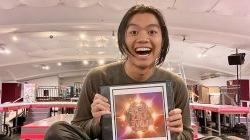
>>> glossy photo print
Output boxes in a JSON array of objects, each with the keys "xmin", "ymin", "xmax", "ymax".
[{"xmin": 109, "ymin": 83, "xmax": 171, "ymax": 140}]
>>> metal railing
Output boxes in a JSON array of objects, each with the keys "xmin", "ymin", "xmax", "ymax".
[
  {"xmin": 36, "ymin": 86, "xmax": 80, "ymax": 101},
  {"xmin": 36, "ymin": 86, "xmax": 63, "ymax": 101}
]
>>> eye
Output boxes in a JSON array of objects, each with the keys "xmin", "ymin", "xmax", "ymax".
[
  {"xmin": 148, "ymin": 30, "xmax": 158, "ymax": 36},
  {"xmin": 129, "ymin": 30, "xmax": 138, "ymax": 36}
]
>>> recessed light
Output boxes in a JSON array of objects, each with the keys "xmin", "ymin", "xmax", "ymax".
[
  {"xmin": 98, "ymin": 59, "xmax": 105, "ymax": 65},
  {"xmin": 80, "ymin": 33, "xmax": 86, "ymax": 40},
  {"xmin": 197, "ymin": 54, "xmax": 206, "ymax": 58},
  {"xmin": 98, "ymin": 51, "xmax": 105, "ymax": 54},
  {"xmin": 42, "ymin": 65, "xmax": 50, "ymax": 70},
  {"xmin": 57, "ymin": 62, "xmax": 62, "ymax": 66},
  {"xmin": 0, "ymin": 44, "xmax": 11, "ymax": 54},
  {"xmin": 83, "ymin": 60, "xmax": 89, "ymax": 65},
  {"xmin": 4, "ymin": 49, "xmax": 11, "ymax": 54},
  {"xmin": 12, "ymin": 36, "xmax": 18, "ymax": 42}
]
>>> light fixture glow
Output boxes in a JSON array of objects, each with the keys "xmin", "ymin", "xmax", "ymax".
[
  {"xmin": 98, "ymin": 59, "xmax": 105, "ymax": 65},
  {"xmin": 57, "ymin": 62, "xmax": 62, "ymax": 66},
  {"xmin": 97, "ymin": 51, "xmax": 105, "ymax": 54},
  {"xmin": 80, "ymin": 33, "xmax": 86, "ymax": 40},
  {"xmin": 12, "ymin": 36, "xmax": 18, "ymax": 42},
  {"xmin": 197, "ymin": 53, "xmax": 206, "ymax": 58},
  {"xmin": 83, "ymin": 60, "xmax": 89, "ymax": 65},
  {"xmin": 4, "ymin": 49, "xmax": 11, "ymax": 54},
  {"xmin": 0, "ymin": 45, "xmax": 11, "ymax": 54},
  {"xmin": 42, "ymin": 65, "xmax": 50, "ymax": 70}
]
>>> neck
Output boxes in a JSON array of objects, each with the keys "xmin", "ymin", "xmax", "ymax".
[{"xmin": 124, "ymin": 61, "xmax": 155, "ymax": 82}]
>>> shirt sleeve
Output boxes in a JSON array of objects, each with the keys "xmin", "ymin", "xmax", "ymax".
[
  {"xmin": 173, "ymin": 78, "xmax": 193, "ymax": 140},
  {"xmin": 71, "ymin": 70, "xmax": 102, "ymax": 139}
]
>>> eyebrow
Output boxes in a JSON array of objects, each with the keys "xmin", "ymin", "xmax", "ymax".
[{"xmin": 127, "ymin": 23, "xmax": 160, "ymax": 29}]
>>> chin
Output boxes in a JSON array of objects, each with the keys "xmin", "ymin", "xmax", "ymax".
[{"xmin": 135, "ymin": 61, "xmax": 155, "ymax": 69}]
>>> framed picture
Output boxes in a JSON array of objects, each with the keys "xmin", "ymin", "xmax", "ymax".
[{"xmin": 101, "ymin": 82, "xmax": 173, "ymax": 140}]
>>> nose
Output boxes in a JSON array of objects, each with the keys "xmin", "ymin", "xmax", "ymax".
[{"xmin": 137, "ymin": 30, "xmax": 149, "ymax": 43}]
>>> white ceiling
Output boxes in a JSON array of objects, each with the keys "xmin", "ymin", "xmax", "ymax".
[{"xmin": 0, "ymin": 0, "xmax": 249, "ymax": 83}]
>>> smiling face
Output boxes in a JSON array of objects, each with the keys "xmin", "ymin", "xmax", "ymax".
[{"xmin": 125, "ymin": 13, "xmax": 162, "ymax": 69}]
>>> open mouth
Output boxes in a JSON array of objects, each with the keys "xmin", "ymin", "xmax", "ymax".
[{"xmin": 135, "ymin": 47, "xmax": 152, "ymax": 56}]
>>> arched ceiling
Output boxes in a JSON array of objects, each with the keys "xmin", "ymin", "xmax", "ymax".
[{"xmin": 0, "ymin": 0, "xmax": 249, "ymax": 82}]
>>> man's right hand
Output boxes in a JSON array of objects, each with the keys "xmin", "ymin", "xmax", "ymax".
[{"xmin": 91, "ymin": 94, "xmax": 111, "ymax": 123}]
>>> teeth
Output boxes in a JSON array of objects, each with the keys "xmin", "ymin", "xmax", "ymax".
[{"xmin": 135, "ymin": 48, "xmax": 151, "ymax": 51}]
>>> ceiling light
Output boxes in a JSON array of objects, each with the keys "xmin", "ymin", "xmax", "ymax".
[
  {"xmin": 4, "ymin": 49, "xmax": 11, "ymax": 54},
  {"xmin": 98, "ymin": 59, "xmax": 105, "ymax": 65},
  {"xmin": 197, "ymin": 53, "xmax": 206, "ymax": 58},
  {"xmin": 83, "ymin": 60, "xmax": 89, "ymax": 65},
  {"xmin": 98, "ymin": 51, "xmax": 105, "ymax": 54},
  {"xmin": 42, "ymin": 65, "xmax": 50, "ymax": 70},
  {"xmin": 0, "ymin": 49, "xmax": 11, "ymax": 54},
  {"xmin": 57, "ymin": 62, "xmax": 62, "ymax": 66},
  {"xmin": 197, "ymin": 54, "xmax": 202, "ymax": 58},
  {"xmin": 12, "ymin": 36, "xmax": 18, "ymax": 42},
  {"xmin": 80, "ymin": 33, "xmax": 86, "ymax": 40},
  {"xmin": 0, "ymin": 44, "xmax": 11, "ymax": 54},
  {"xmin": 197, "ymin": 45, "xmax": 216, "ymax": 58}
]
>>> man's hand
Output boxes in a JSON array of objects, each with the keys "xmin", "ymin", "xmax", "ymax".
[
  {"xmin": 91, "ymin": 94, "xmax": 111, "ymax": 123},
  {"xmin": 167, "ymin": 108, "xmax": 183, "ymax": 134}
]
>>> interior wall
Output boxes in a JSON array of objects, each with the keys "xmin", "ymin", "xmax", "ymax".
[
  {"xmin": 59, "ymin": 76, "xmax": 84, "ymax": 87},
  {"xmin": 199, "ymin": 76, "xmax": 234, "ymax": 87},
  {"xmin": 208, "ymin": 86, "xmax": 220, "ymax": 93},
  {"xmin": 27, "ymin": 76, "xmax": 59, "ymax": 87}
]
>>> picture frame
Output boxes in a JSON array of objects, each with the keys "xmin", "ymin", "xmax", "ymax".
[{"xmin": 101, "ymin": 81, "xmax": 174, "ymax": 140}]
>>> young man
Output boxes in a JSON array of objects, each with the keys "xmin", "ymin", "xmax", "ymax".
[{"xmin": 45, "ymin": 5, "xmax": 193, "ymax": 140}]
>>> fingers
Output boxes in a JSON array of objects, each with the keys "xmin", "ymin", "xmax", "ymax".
[
  {"xmin": 92, "ymin": 110, "xmax": 111, "ymax": 119},
  {"xmin": 167, "ymin": 117, "xmax": 182, "ymax": 126},
  {"xmin": 91, "ymin": 94, "xmax": 111, "ymax": 119},
  {"xmin": 168, "ymin": 108, "xmax": 182, "ymax": 116},
  {"xmin": 91, "ymin": 103, "xmax": 109, "ymax": 112},
  {"xmin": 94, "ymin": 94, "xmax": 109, "ymax": 102},
  {"xmin": 167, "ymin": 108, "xmax": 183, "ymax": 134},
  {"xmin": 167, "ymin": 113, "xmax": 182, "ymax": 122},
  {"xmin": 91, "ymin": 98, "xmax": 110, "ymax": 110},
  {"xmin": 168, "ymin": 125, "xmax": 183, "ymax": 133}
]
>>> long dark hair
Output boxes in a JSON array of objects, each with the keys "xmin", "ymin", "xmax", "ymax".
[{"xmin": 118, "ymin": 5, "xmax": 169, "ymax": 65}]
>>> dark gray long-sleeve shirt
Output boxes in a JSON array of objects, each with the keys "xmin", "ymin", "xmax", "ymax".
[{"xmin": 71, "ymin": 62, "xmax": 193, "ymax": 139}]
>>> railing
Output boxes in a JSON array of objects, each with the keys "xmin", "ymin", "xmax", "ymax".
[
  {"xmin": 36, "ymin": 86, "xmax": 80, "ymax": 101},
  {"xmin": 0, "ymin": 98, "xmax": 26, "ymax": 136},
  {"xmin": 13, "ymin": 97, "xmax": 23, "ymax": 103},
  {"xmin": 36, "ymin": 86, "xmax": 63, "ymax": 101},
  {"xmin": 220, "ymin": 86, "xmax": 240, "ymax": 105}
]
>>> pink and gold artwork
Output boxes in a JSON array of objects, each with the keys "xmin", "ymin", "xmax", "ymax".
[{"xmin": 114, "ymin": 92, "xmax": 167, "ymax": 139}]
